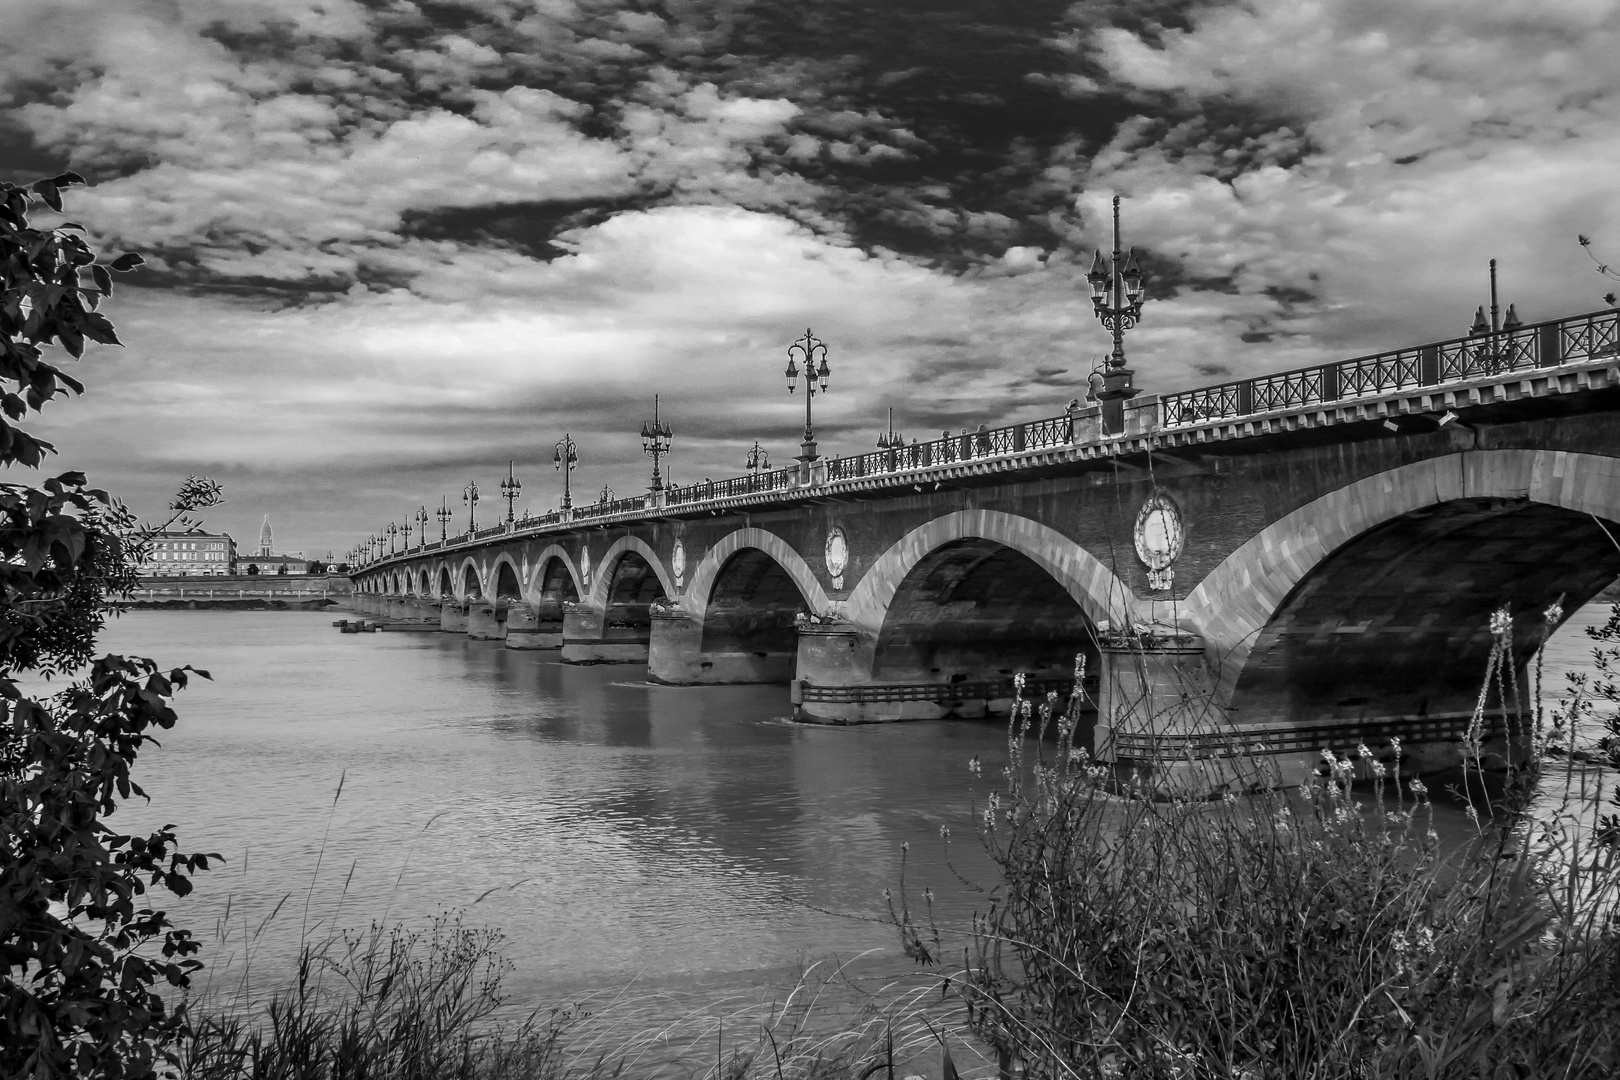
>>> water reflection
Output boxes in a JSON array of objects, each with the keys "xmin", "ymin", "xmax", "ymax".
[{"xmin": 104, "ymin": 612, "xmax": 1003, "ymax": 1006}]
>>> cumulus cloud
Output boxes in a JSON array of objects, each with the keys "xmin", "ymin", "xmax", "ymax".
[{"xmin": 2, "ymin": 0, "xmax": 1616, "ymax": 554}]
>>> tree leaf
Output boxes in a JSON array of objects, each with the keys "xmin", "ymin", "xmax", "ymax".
[
  {"xmin": 110, "ymin": 253, "xmax": 145, "ymax": 272},
  {"xmin": 31, "ymin": 179, "xmax": 63, "ymax": 212}
]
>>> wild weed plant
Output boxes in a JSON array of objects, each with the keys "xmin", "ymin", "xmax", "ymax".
[{"xmin": 896, "ymin": 605, "xmax": 1620, "ymax": 1079}]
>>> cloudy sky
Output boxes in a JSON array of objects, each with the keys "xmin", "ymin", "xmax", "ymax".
[{"xmin": 3, "ymin": 0, "xmax": 1617, "ymax": 559}]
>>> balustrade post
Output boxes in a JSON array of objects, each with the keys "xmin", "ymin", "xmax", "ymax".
[
  {"xmin": 1419, "ymin": 346, "xmax": 1441, "ymax": 385},
  {"xmin": 1537, "ymin": 324, "xmax": 1562, "ymax": 367}
]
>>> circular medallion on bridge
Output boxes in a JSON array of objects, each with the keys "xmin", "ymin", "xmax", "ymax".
[
  {"xmin": 578, "ymin": 545, "xmax": 591, "ymax": 584},
  {"xmin": 671, "ymin": 539, "xmax": 687, "ymax": 587},
  {"xmin": 824, "ymin": 526, "xmax": 849, "ymax": 590},
  {"xmin": 1134, "ymin": 489, "xmax": 1184, "ymax": 592}
]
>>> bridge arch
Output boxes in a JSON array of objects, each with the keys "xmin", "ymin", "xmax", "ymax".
[
  {"xmin": 490, "ymin": 554, "xmax": 523, "ymax": 602},
  {"xmin": 1184, "ymin": 449, "xmax": 1620, "ymax": 722},
  {"xmin": 682, "ymin": 528, "xmax": 829, "ymax": 622},
  {"xmin": 525, "ymin": 544, "xmax": 583, "ymax": 603},
  {"xmin": 437, "ymin": 565, "xmax": 453, "ymax": 598},
  {"xmin": 845, "ymin": 509, "xmax": 1135, "ymax": 637},
  {"xmin": 838, "ymin": 509, "xmax": 1133, "ymax": 696},
  {"xmin": 683, "ymin": 529, "xmax": 827, "ymax": 659},
  {"xmin": 417, "ymin": 568, "xmax": 430, "ymax": 596},
  {"xmin": 587, "ymin": 536, "xmax": 676, "ymax": 610},
  {"xmin": 459, "ymin": 559, "xmax": 484, "ymax": 601}
]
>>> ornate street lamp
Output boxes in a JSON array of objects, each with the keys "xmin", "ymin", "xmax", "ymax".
[
  {"xmin": 436, "ymin": 495, "xmax": 452, "ymax": 542},
  {"xmin": 554, "ymin": 433, "xmax": 579, "ymax": 510},
  {"xmin": 745, "ymin": 440, "xmax": 770, "ymax": 490},
  {"xmin": 402, "ymin": 520, "xmax": 413, "ymax": 550},
  {"xmin": 499, "ymin": 460, "xmax": 521, "ymax": 525},
  {"xmin": 1468, "ymin": 258, "xmax": 1522, "ymax": 374},
  {"xmin": 1086, "ymin": 195, "xmax": 1148, "ymax": 435},
  {"xmin": 463, "ymin": 480, "xmax": 480, "ymax": 533},
  {"xmin": 415, "ymin": 506, "xmax": 429, "ymax": 549},
  {"xmin": 876, "ymin": 406, "xmax": 905, "ymax": 469},
  {"xmin": 785, "ymin": 328, "xmax": 830, "ymax": 461},
  {"xmin": 640, "ymin": 395, "xmax": 672, "ymax": 493}
]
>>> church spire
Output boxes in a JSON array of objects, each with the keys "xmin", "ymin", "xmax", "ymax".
[{"xmin": 259, "ymin": 516, "xmax": 273, "ymax": 558}]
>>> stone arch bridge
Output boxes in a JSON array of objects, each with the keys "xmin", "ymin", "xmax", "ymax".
[{"xmin": 350, "ymin": 308, "xmax": 1620, "ymax": 783}]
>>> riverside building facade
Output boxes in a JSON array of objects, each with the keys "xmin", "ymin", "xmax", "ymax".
[{"xmin": 142, "ymin": 530, "xmax": 237, "ymax": 576}]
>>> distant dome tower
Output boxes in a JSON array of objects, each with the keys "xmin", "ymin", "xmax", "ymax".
[{"xmin": 259, "ymin": 516, "xmax": 273, "ymax": 558}]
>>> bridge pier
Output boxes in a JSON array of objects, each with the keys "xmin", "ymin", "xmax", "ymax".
[
  {"xmin": 504, "ymin": 604, "xmax": 552, "ymax": 649},
  {"xmin": 467, "ymin": 601, "xmax": 506, "ymax": 641},
  {"xmin": 1092, "ymin": 628, "xmax": 1269, "ymax": 794},
  {"xmin": 440, "ymin": 601, "xmax": 469, "ymax": 633},
  {"xmin": 648, "ymin": 605, "xmax": 796, "ymax": 684},
  {"xmin": 561, "ymin": 601, "xmax": 650, "ymax": 664}
]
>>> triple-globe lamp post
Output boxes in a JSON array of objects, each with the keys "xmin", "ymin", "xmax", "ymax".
[
  {"xmin": 415, "ymin": 506, "xmax": 429, "ymax": 550},
  {"xmin": 1086, "ymin": 195, "xmax": 1148, "ymax": 434},
  {"xmin": 499, "ymin": 461, "xmax": 521, "ymax": 525},
  {"xmin": 640, "ymin": 395, "xmax": 672, "ymax": 493},
  {"xmin": 554, "ymin": 433, "xmax": 579, "ymax": 510},
  {"xmin": 877, "ymin": 406, "xmax": 904, "ymax": 467},
  {"xmin": 436, "ymin": 495, "xmax": 452, "ymax": 541},
  {"xmin": 784, "ymin": 328, "xmax": 830, "ymax": 462},
  {"xmin": 463, "ymin": 480, "xmax": 480, "ymax": 533}
]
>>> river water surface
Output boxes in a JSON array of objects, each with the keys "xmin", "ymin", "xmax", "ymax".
[{"xmin": 100, "ymin": 603, "xmax": 1615, "ymax": 1011}]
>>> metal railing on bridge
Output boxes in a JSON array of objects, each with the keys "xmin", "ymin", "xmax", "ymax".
[
  {"xmin": 666, "ymin": 466, "xmax": 797, "ymax": 506},
  {"xmin": 1160, "ymin": 307, "xmax": 1620, "ymax": 427}
]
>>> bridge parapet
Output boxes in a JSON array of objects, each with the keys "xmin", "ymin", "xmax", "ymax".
[{"xmin": 1162, "ymin": 307, "xmax": 1619, "ymax": 426}]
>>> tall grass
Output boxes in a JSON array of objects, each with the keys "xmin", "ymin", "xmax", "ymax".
[
  {"xmin": 180, "ymin": 928, "xmax": 971, "ymax": 1080},
  {"xmin": 910, "ymin": 605, "xmax": 1620, "ymax": 1079}
]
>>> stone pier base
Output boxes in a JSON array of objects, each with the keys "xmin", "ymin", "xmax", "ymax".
[
  {"xmin": 561, "ymin": 604, "xmax": 649, "ymax": 664},
  {"xmin": 504, "ymin": 604, "xmax": 563, "ymax": 649},
  {"xmin": 647, "ymin": 609, "xmax": 795, "ymax": 684},
  {"xmin": 440, "ymin": 602, "xmax": 469, "ymax": 633},
  {"xmin": 467, "ymin": 602, "xmax": 506, "ymax": 641}
]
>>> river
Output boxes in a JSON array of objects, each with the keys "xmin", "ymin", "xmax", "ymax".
[{"xmin": 99, "ymin": 602, "xmax": 1615, "ymax": 1013}]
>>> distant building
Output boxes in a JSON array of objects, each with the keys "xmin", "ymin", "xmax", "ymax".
[
  {"xmin": 141, "ymin": 530, "xmax": 236, "ymax": 576},
  {"xmin": 242, "ymin": 516, "xmax": 308, "ymax": 574},
  {"xmin": 240, "ymin": 554, "xmax": 310, "ymax": 575}
]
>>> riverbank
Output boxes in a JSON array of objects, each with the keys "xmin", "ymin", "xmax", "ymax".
[{"xmin": 127, "ymin": 596, "xmax": 339, "ymax": 611}]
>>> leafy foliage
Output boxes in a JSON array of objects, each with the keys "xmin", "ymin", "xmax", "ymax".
[{"xmin": 1, "ymin": 174, "xmax": 220, "ymax": 1078}]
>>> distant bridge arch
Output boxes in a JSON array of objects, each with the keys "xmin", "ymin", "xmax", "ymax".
[
  {"xmin": 525, "ymin": 544, "xmax": 582, "ymax": 603},
  {"xmin": 459, "ymin": 559, "xmax": 483, "ymax": 601},
  {"xmin": 587, "ymin": 536, "xmax": 675, "ymax": 611},
  {"xmin": 490, "ymin": 554, "xmax": 523, "ymax": 602},
  {"xmin": 682, "ymin": 528, "xmax": 829, "ymax": 622}
]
